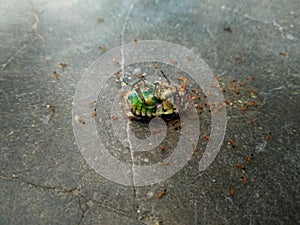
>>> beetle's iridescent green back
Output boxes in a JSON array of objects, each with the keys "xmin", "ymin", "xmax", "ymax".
[
  {"xmin": 126, "ymin": 90, "xmax": 160, "ymax": 117},
  {"xmin": 128, "ymin": 90, "xmax": 157, "ymax": 108}
]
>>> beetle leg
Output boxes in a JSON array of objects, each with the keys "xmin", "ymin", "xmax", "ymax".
[
  {"xmin": 135, "ymin": 87, "xmax": 146, "ymax": 103},
  {"xmin": 131, "ymin": 77, "xmax": 145, "ymax": 86},
  {"xmin": 153, "ymin": 82, "xmax": 161, "ymax": 99}
]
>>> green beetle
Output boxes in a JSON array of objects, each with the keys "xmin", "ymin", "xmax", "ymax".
[{"xmin": 124, "ymin": 71, "xmax": 187, "ymax": 118}]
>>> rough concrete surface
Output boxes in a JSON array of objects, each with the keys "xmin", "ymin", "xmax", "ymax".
[{"xmin": 0, "ymin": 0, "xmax": 299, "ymax": 224}]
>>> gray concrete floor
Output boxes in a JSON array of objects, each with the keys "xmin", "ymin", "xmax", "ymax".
[{"xmin": 1, "ymin": 0, "xmax": 300, "ymax": 224}]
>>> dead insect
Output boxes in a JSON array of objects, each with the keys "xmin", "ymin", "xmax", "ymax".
[
  {"xmin": 157, "ymin": 189, "xmax": 167, "ymax": 199},
  {"xmin": 123, "ymin": 70, "xmax": 192, "ymax": 118}
]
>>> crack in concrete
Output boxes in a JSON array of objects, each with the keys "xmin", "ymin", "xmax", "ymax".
[
  {"xmin": 0, "ymin": 174, "xmax": 133, "ymax": 224},
  {"xmin": 0, "ymin": 173, "xmax": 78, "ymax": 193},
  {"xmin": 76, "ymin": 194, "xmax": 132, "ymax": 225},
  {"xmin": 119, "ymin": 2, "xmax": 140, "ymax": 212}
]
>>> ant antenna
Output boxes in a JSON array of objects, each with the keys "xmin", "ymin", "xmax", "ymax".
[{"xmin": 160, "ymin": 70, "xmax": 171, "ymax": 85}]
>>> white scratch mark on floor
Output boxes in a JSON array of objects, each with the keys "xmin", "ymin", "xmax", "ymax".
[
  {"xmin": 120, "ymin": 2, "xmax": 136, "ymax": 188},
  {"xmin": 0, "ymin": 43, "xmax": 27, "ymax": 71}
]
